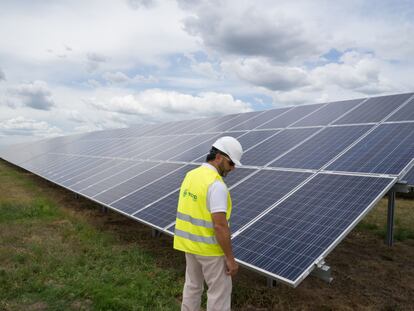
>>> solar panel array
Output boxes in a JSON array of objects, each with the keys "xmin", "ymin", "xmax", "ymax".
[{"xmin": 1, "ymin": 92, "xmax": 413, "ymax": 287}]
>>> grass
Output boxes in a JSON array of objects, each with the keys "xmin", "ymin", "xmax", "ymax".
[
  {"xmin": 357, "ymin": 196, "xmax": 414, "ymax": 241},
  {"xmin": 0, "ymin": 161, "xmax": 182, "ymax": 311},
  {"xmin": 0, "ymin": 159, "xmax": 413, "ymax": 311}
]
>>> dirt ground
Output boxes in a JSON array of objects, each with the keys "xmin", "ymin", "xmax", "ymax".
[{"xmin": 2, "ymin": 161, "xmax": 414, "ymax": 310}]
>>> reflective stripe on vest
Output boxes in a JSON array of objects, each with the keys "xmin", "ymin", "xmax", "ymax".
[
  {"xmin": 176, "ymin": 211, "xmax": 214, "ymax": 229},
  {"xmin": 173, "ymin": 165, "xmax": 232, "ymax": 256},
  {"xmin": 174, "ymin": 228, "xmax": 217, "ymax": 244}
]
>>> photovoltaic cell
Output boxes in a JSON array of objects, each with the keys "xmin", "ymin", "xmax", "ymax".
[
  {"xmin": 333, "ymin": 93, "xmax": 413, "ymax": 125},
  {"xmin": 237, "ymin": 130, "xmax": 280, "ymax": 151},
  {"xmin": 112, "ymin": 165, "xmax": 197, "ymax": 215},
  {"xmin": 135, "ymin": 167, "xmax": 256, "ymax": 230},
  {"xmin": 151, "ymin": 133, "xmax": 218, "ymax": 161},
  {"xmin": 170, "ymin": 132, "xmax": 244, "ymax": 162},
  {"xmin": 132, "ymin": 135, "xmax": 188, "ymax": 160},
  {"xmin": 258, "ymin": 104, "xmax": 324, "ymax": 129},
  {"xmin": 327, "ymin": 123, "xmax": 414, "ymax": 174},
  {"xmin": 61, "ymin": 159, "xmax": 119, "ymax": 186},
  {"xmin": 93, "ymin": 163, "xmax": 184, "ymax": 204},
  {"xmin": 270, "ymin": 125, "xmax": 372, "ymax": 169},
  {"xmin": 80, "ymin": 161, "xmax": 156, "ymax": 197},
  {"xmin": 70, "ymin": 160, "xmax": 133, "ymax": 191},
  {"xmin": 230, "ymin": 170, "xmax": 311, "ymax": 232},
  {"xmin": 293, "ymin": 99, "xmax": 364, "ymax": 127},
  {"xmin": 212, "ymin": 111, "xmax": 264, "ymax": 132},
  {"xmin": 386, "ymin": 96, "xmax": 414, "ymax": 122},
  {"xmin": 241, "ymin": 128, "xmax": 320, "ymax": 166},
  {"xmin": 232, "ymin": 173, "xmax": 395, "ymax": 286},
  {"xmin": 229, "ymin": 107, "xmax": 291, "ymax": 131}
]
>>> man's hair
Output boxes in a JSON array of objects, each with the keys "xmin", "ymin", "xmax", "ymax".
[{"xmin": 206, "ymin": 147, "xmax": 219, "ymax": 162}]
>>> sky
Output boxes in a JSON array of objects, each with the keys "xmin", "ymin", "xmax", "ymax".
[{"xmin": 1, "ymin": 0, "xmax": 414, "ymax": 146}]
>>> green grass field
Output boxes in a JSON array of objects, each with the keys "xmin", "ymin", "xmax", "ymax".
[
  {"xmin": 1, "ymin": 159, "xmax": 413, "ymax": 311},
  {"xmin": 0, "ymin": 161, "xmax": 182, "ymax": 311}
]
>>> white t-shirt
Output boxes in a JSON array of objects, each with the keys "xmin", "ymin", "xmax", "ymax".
[{"xmin": 202, "ymin": 163, "xmax": 228, "ymax": 214}]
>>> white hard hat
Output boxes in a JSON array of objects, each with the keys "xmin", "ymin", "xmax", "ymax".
[{"xmin": 212, "ymin": 136, "xmax": 243, "ymax": 166}]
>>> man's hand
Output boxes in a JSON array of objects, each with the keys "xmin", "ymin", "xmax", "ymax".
[{"xmin": 225, "ymin": 257, "xmax": 239, "ymax": 276}]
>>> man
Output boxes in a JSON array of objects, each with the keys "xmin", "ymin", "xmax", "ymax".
[{"xmin": 174, "ymin": 136, "xmax": 243, "ymax": 311}]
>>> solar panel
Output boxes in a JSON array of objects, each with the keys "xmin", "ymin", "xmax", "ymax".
[
  {"xmin": 112, "ymin": 165, "xmax": 196, "ymax": 215},
  {"xmin": 94, "ymin": 163, "xmax": 184, "ymax": 204},
  {"xmin": 241, "ymin": 128, "xmax": 321, "ymax": 166},
  {"xmin": 293, "ymin": 99, "xmax": 364, "ymax": 127},
  {"xmin": 70, "ymin": 160, "xmax": 133, "ymax": 191},
  {"xmin": 170, "ymin": 132, "xmax": 244, "ymax": 163},
  {"xmin": 1, "ymin": 91, "xmax": 411, "ymax": 288},
  {"xmin": 80, "ymin": 161, "xmax": 157, "ymax": 197},
  {"xmin": 333, "ymin": 93, "xmax": 413, "ymax": 125},
  {"xmin": 232, "ymin": 173, "xmax": 395, "ymax": 286},
  {"xmin": 230, "ymin": 170, "xmax": 312, "ymax": 232},
  {"xmin": 258, "ymin": 104, "xmax": 325, "ymax": 129},
  {"xmin": 326, "ymin": 123, "xmax": 414, "ymax": 175},
  {"xmin": 61, "ymin": 159, "xmax": 121, "ymax": 187},
  {"xmin": 229, "ymin": 107, "xmax": 291, "ymax": 131},
  {"xmin": 134, "ymin": 168, "xmax": 257, "ymax": 229},
  {"xmin": 150, "ymin": 134, "xmax": 219, "ymax": 161},
  {"xmin": 385, "ymin": 96, "xmax": 414, "ymax": 122},
  {"xmin": 270, "ymin": 125, "xmax": 373, "ymax": 169}
]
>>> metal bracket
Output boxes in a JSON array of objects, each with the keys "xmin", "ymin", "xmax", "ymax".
[
  {"xmin": 390, "ymin": 181, "xmax": 410, "ymax": 193},
  {"xmin": 311, "ymin": 260, "xmax": 333, "ymax": 283}
]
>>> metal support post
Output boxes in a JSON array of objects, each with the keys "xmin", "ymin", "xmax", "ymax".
[
  {"xmin": 101, "ymin": 206, "xmax": 108, "ymax": 213},
  {"xmin": 74, "ymin": 193, "xmax": 79, "ymax": 199},
  {"xmin": 151, "ymin": 229, "xmax": 161, "ymax": 238},
  {"xmin": 266, "ymin": 277, "xmax": 277, "ymax": 288},
  {"xmin": 386, "ymin": 190, "xmax": 396, "ymax": 247}
]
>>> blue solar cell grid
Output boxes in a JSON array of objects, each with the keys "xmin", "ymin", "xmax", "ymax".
[
  {"xmin": 232, "ymin": 173, "xmax": 395, "ymax": 285},
  {"xmin": 270, "ymin": 125, "xmax": 372, "ymax": 169},
  {"xmin": 93, "ymin": 163, "xmax": 183, "ymax": 204},
  {"xmin": 333, "ymin": 93, "xmax": 413, "ymax": 125},
  {"xmin": 293, "ymin": 99, "xmax": 364, "ymax": 127},
  {"xmin": 241, "ymin": 128, "xmax": 320, "ymax": 166},
  {"xmin": 327, "ymin": 123, "xmax": 414, "ymax": 175},
  {"xmin": 386, "ymin": 96, "xmax": 414, "ymax": 122},
  {"xmin": 113, "ymin": 165, "xmax": 197, "ymax": 215},
  {"xmin": 230, "ymin": 107, "xmax": 291, "ymax": 131},
  {"xmin": 230, "ymin": 170, "xmax": 312, "ymax": 232},
  {"xmin": 258, "ymin": 104, "xmax": 324, "ymax": 129}
]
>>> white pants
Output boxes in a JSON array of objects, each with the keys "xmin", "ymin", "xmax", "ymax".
[{"xmin": 181, "ymin": 253, "xmax": 232, "ymax": 311}]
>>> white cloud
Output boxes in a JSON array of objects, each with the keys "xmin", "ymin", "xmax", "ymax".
[
  {"xmin": 103, "ymin": 71, "xmax": 158, "ymax": 84},
  {"xmin": 127, "ymin": 0, "xmax": 157, "ymax": 10},
  {"xmin": 223, "ymin": 58, "xmax": 310, "ymax": 91},
  {"xmin": 311, "ymin": 51, "xmax": 396, "ymax": 94},
  {"xmin": 181, "ymin": 0, "xmax": 322, "ymax": 63},
  {"xmin": 0, "ymin": 116, "xmax": 63, "ymax": 137},
  {"xmin": 0, "ymin": 68, "xmax": 5, "ymax": 81},
  {"xmin": 85, "ymin": 89, "xmax": 252, "ymax": 122},
  {"xmin": 6, "ymin": 81, "xmax": 55, "ymax": 110}
]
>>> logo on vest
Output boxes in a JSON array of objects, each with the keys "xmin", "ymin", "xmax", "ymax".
[{"xmin": 183, "ymin": 189, "xmax": 197, "ymax": 202}]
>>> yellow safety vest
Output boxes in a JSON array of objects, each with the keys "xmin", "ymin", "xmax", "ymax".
[{"xmin": 173, "ymin": 165, "xmax": 232, "ymax": 256}]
